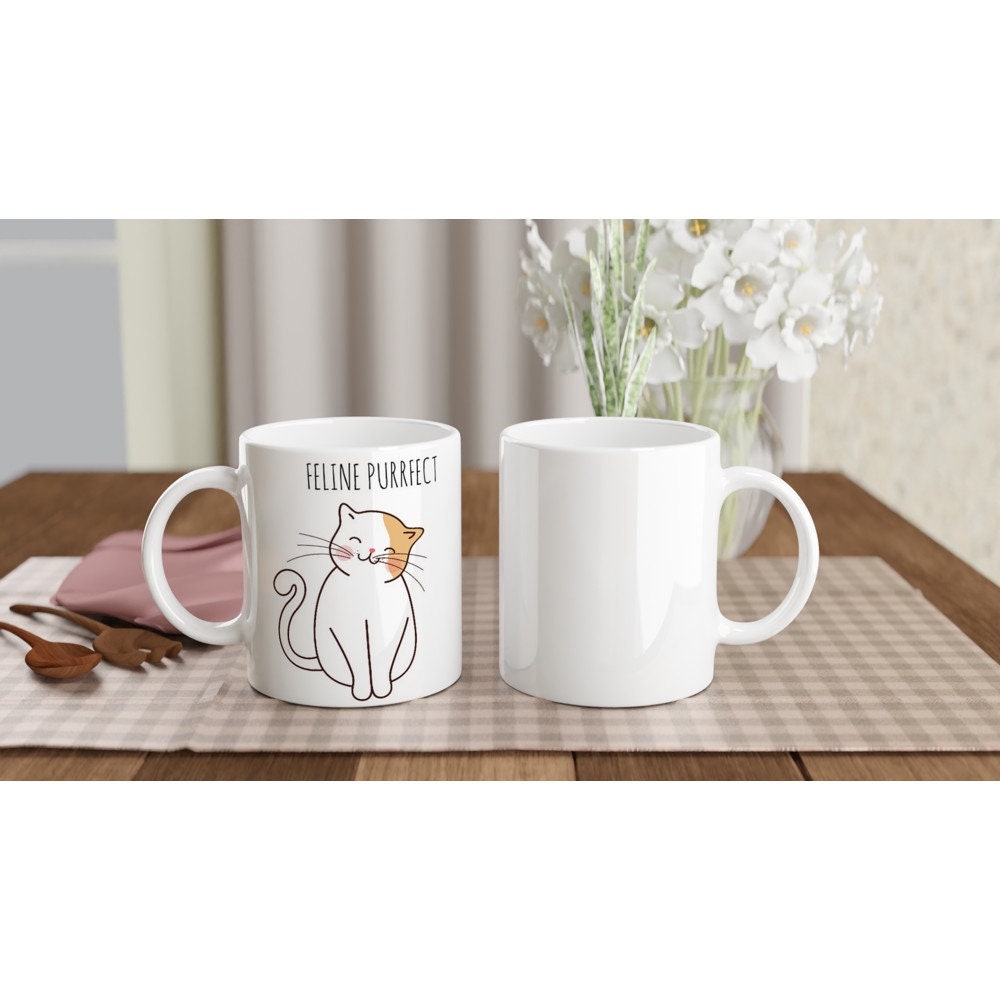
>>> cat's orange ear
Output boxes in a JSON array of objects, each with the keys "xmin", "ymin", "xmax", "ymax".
[
  {"xmin": 339, "ymin": 503, "xmax": 357, "ymax": 522},
  {"xmin": 402, "ymin": 525, "xmax": 424, "ymax": 543}
]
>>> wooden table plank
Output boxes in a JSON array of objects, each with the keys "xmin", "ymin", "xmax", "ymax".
[
  {"xmin": 799, "ymin": 753, "xmax": 1000, "ymax": 781},
  {"xmin": 461, "ymin": 469, "xmax": 499, "ymax": 557},
  {"xmin": 134, "ymin": 751, "xmax": 359, "ymax": 781},
  {"xmin": 0, "ymin": 473, "xmax": 119, "ymax": 577},
  {"xmin": 356, "ymin": 752, "xmax": 575, "ymax": 780},
  {"xmin": 786, "ymin": 474, "xmax": 1000, "ymax": 659},
  {"xmin": 575, "ymin": 752, "xmax": 804, "ymax": 781},
  {"xmin": 0, "ymin": 749, "xmax": 146, "ymax": 780}
]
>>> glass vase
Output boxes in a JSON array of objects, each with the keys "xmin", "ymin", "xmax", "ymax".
[{"xmin": 640, "ymin": 372, "xmax": 783, "ymax": 559}]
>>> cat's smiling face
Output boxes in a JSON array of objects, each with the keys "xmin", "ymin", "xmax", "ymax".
[{"xmin": 329, "ymin": 503, "xmax": 423, "ymax": 582}]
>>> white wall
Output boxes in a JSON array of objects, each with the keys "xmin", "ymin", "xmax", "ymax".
[
  {"xmin": 0, "ymin": 220, "xmax": 126, "ymax": 485},
  {"xmin": 810, "ymin": 220, "xmax": 1000, "ymax": 585}
]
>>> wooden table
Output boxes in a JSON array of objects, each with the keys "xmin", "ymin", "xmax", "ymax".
[{"xmin": 1, "ymin": 471, "xmax": 998, "ymax": 780}]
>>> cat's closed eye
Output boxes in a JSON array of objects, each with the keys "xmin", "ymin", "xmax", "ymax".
[{"xmin": 349, "ymin": 536, "xmax": 362, "ymax": 544}]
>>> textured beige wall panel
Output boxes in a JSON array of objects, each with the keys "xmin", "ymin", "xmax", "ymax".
[{"xmin": 810, "ymin": 219, "xmax": 1000, "ymax": 583}]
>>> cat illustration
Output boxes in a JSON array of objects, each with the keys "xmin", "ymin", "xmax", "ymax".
[{"xmin": 272, "ymin": 503, "xmax": 425, "ymax": 701}]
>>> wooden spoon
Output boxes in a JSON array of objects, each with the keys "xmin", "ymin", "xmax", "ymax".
[
  {"xmin": 0, "ymin": 620, "xmax": 102, "ymax": 679},
  {"xmin": 10, "ymin": 604, "xmax": 182, "ymax": 668}
]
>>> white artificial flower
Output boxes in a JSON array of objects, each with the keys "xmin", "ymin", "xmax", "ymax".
[
  {"xmin": 788, "ymin": 267, "xmax": 834, "ymax": 308},
  {"xmin": 834, "ymin": 230, "xmax": 874, "ymax": 297},
  {"xmin": 646, "ymin": 226, "xmax": 698, "ymax": 283},
  {"xmin": 518, "ymin": 222, "xmax": 576, "ymax": 370},
  {"xmin": 750, "ymin": 263, "xmax": 836, "ymax": 340},
  {"xmin": 844, "ymin": 283, "xmax": 883, "ymax": 358},
  {"xmin": 689, "ymin": 240, "xmax": 731, "ymax": 288},
  {"xmin": 642, "ymin": 312, "xmax": 686, "ymax": 385},
  {"xmin": 549, "ymin": 321, "xmax": 580, "ymax": 372},
  {"xmin": 645, "ymin": 340, "xmax": 686, "ymax": 383},
  {"xmin": 694, "ymin": 256, "xmax": 778, "ymax": 343},
  {"xmin": 666, "ymin": 306, "xmax": 709, "ymax": 349},
  {"xmin": 666, "ymin": 219, "xmax": 750, "ymax": 254},
  {"xmin": 747, "ymin": 304, "xmax": 845, "ymax": 381},
  {"xmin": 753, "ymin": 284, "xmax": 788, "ymax": 331},
  {"xmin": 721, "ymin": 264, "xmax": 776, "ymax": 314},
  {"xmin": 640, "ymin": 276, "xmax": 689, "ymax": 386},
  {"xmin": 524, "ymin": 218, "xmax": 551, "ymax": 270},
  {"xmin": 689, "ymin": 232, "xmax": 787, "ymax": 343},
  {"xmin": 520, "ymin": 262, "xmax": 554, "ymax": 306},
  {"xmin": 551, "ymin": 237, "xmax": 592, "ymax": 315},
  {"xmin": 519, "ymin": 288, "xmax": 559, "ymax": 365},
  {"xmin": 826, "ymin": 227, "xmax": 882, "ymax": 358},
  {"xmin": 777, "ymin": 220, "xmax": 817, "ymax": 268},
  {"xmin": 641, "ymin": 267, "xmax": 685, "ymax": 325},
  {"xmin": 563, "ymin": 225, "xmax": 598, "ymax": 261},
  {"xmin": 730, "ymin": 222, "xmax": 780, "ymax": 267},
  {"xmin": 789, "ymin": 304, "xmax": 845, "ymax": 349},
  {"xmin": 690, "ymin": 221, "xmax": 783, "ymax": 280},
  {"xmin": 667, "ymin": 219, "xmax": 720, "ymax": 253},
  {"xmin": 519, "ymin": 223, "xmax": 557, "ymax": 305},
  {"xmin": 746, "ymin": 325, "xmax": 813, "ymax": 381}
]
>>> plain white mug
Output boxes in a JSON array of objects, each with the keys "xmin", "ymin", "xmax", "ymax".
[
  {"xmin": 142, "ymin": 417, "xmax": 462, "ymax": 707},
  {"xmin": 499, "ymin": 417, "xmax": 819, "ymax": 707}
]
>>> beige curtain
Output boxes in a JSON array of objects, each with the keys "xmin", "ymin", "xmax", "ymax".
[
  {"xmin": 117, "ymin": 220, "xmax": 224, "ymax": 470},
  {"xmin": 219, "ymin": 220, "xmax": 807, "ymax": 469}
]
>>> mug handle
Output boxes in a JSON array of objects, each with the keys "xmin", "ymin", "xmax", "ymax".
[
  {"xmin": 716, "ymin": 466, "xmax": 819, "ymax": 646},
  {"xmin": 141, "ymin": 466, "xmax": 248, "ymax": 645}
]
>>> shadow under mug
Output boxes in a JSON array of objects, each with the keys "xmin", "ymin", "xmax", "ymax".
[
  {"xmin": 499, "ymin": 417, "xmax": 819, "ymax": 708},
  {"xmin": 141, "ymin": 416, "xmax": 463, "ymax": 708}
]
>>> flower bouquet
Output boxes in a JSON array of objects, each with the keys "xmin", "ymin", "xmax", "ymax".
[{"xmin": 519, "ymin": 219, "xmax": 882, "ymax": 557}]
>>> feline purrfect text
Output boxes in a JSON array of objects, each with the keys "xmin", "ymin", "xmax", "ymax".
[{"xmin": 305, "ymin": 455, "xmax": 439, "ymax": 493}]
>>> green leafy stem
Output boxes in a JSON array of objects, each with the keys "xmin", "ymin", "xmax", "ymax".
[{"xmin": 561, "ymin": 219, "xmax": 657, "ymax": 417}]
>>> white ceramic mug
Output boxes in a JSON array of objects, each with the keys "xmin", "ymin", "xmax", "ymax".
[
  {"xmin": 142, "ymin": 417, "xmax": 462, "ymax": 707},
  {"xmin": 499, "ymin": 417, "xmax": 819, "ymax": 707}
]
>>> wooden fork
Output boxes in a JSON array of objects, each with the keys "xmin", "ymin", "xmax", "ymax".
[{"xmin": 10, "ymin": 604, "xmax": 182, "ymax": 668}]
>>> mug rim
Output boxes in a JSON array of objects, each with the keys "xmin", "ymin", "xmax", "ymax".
[
  {"xmin": 239, "ymin": 415, "xmax": 459, "ymax": 453},
  {"xmin": 501, "ymin": 416, "xmax": 718, "ymax": 453}
]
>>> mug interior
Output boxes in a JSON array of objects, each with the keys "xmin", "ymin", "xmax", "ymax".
[
  {"xmin": 502, "ymin": 417, "xmax": 715, "ymax": 451},
  {"xmin": 241, "ymin": 416, "xmax": 457, "ymax": 451}
]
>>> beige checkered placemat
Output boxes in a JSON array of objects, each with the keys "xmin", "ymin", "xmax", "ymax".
[{"xmin": 1, "ymin": 556, "xmax": 999, "ymax": 751}]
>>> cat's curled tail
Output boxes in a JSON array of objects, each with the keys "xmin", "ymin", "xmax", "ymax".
[{"xmin": 273, "ymin": 569, "xmax": 321, "ymax": 671}]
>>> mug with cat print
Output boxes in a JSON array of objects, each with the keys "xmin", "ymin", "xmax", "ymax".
[
  {"xmin": 141, "ymin": 417, "xmax": 462, "ymax": 707},
  {"xmin": 499, "ymin": 417, "xmax": 819, "ymax": 708}
]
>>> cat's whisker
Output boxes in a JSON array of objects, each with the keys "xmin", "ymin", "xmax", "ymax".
[
  {"xmin": 286, "ymin": 552, "xmax": 332, "ymax": 563},
  {"xmin": 403, "ymin": 553, "xmax": 428, "ymax": 559},
  {"xmin": 380, "ymin": 557, "xmax": 424, "ymax": 572},
  {"xmin": 298, "ymin": 532, "xmax": 332, "ymax": 544},
  {"xmin": 297, "ymin": 543, "xmax": 330, "ymax": 549},
  {"xmin": 379, "ymin": 556, "xmax": 425, "ymax": 573},
  {"xmin": 383, "ymin": 561, "xmax": 426, "ymax": 591},
  {"xmin": 395, "ymin": 566, "xmax": 425, "ymax": 591}
]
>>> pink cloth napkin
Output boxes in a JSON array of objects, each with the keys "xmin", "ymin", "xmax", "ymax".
[{"xmin": 54, "ymin": 528, "xmax": 244, "ymax": 635}]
